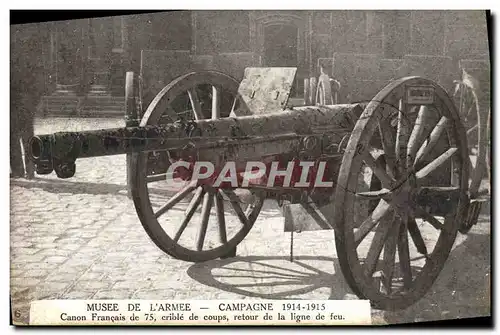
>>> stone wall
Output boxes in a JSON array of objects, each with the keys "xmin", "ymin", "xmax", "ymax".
[
  {"xmin": 444, "ymin": 10, "xmax": 489, "ymax": 60},
  {"xmin": 313, "ymin": 10, "xmax": 489, "ymax": 103},
  {"xmin": 139, "ymin": 50, "xmax": 259, "ymax": 112},
  {"xmin": 139, "ymin": 50, "xmax": 192, "ymax": 110},
  {"xmin": 329, "ymin": 53, "xmax": 403, "ymax": 103},
  {"xmin": 11, "ymin": 22, "xmax": 52, "ymax": 98},
  {"xmin": 22, "ymin": 10, "xmax": 490, "ymax": 105},
  {"xmin": 194, "ymin": 11, "xmax": 250, "ymax": 55}
]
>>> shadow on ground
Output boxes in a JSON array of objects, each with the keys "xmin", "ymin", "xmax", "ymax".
[
  {"xmin": 10, "ymin": 177, "xmax": 173, "ymax": 197},
  {"xmin": 10, "ymin": 177, "xmax": 129, "ymax": 196},
  {"xmin": 382, "ymin": 232, "xmax": 491, "ymax": 324},
  {"xmin": 187, "ymin": 231, "xmax": 491, "ymax": 324},
  {"xmin": 187, "ymin": 255, "xmax": 353, "ymax": 300}
]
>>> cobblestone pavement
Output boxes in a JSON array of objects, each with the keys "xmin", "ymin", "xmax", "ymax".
[{"xmin": 10, "ymin": 117, "xmax": 491, "ymax": 325}]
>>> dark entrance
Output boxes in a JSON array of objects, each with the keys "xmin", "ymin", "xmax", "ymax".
[
  {"xmin": 263, "ymin": 24, "xmax": 300, "ymax": 97},
  {"xmin": 87, "ymin": 18, "xmax": 114, "ymax": 94},
  {"xmin": 263, "ymin": 24, "xmax": 298, "ymax": 67},
  {"xmin": 54, "ymin": 21, "xmax": 83, "ymax": 88}
]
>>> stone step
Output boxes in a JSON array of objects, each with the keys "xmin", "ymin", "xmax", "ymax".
[
  {"xmin": 43, "ymin": 95, "xmax": 124, "ymax": 102},
  {"xmin": 90, "ymin": 84, "xmax": 107, "ymax": 88},
  {"xmin": 41, "ymin": 108, "xmax": 124, "ymax": 118},
  {"xmin": 38, "ymin": 94, "xmax": 125, "ymax": 117},
  {"xmin": 43, "ymin": 105, "xmax": 124, "ymax": 111},
  {"xmin": 88, "ymin": 92, "xmax": 111, "ymax": 97},
  {"xmin": 52, "ymin": 91, "xmax": 78, "ymax": 96}
]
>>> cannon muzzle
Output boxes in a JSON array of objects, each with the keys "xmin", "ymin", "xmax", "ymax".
[
  {"xmin": 27, "ymin": 123, "xmax": 189, "ymax": 178},
  {"xmin": 29, "ymin": 134, "xmax": 78, "ymax": 178},
  {"xmin": 29, "ymin": 136, "xmax": 43, "ymax": 160},
  {"xmin": 28, "ymin": 135, "xmax": 56, "ymax": 175}
]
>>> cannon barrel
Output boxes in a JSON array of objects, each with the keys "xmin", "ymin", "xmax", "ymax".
[{"xmin": 28, "ymin": 104, "xmax": 363, "ymax": 178}]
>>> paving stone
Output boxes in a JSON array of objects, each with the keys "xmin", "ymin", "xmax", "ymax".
[
  {"xmin": 10, "ymin": 241, "xmax": 34, "ymax": 249},
  {"xmin": 10, "ymin": 247, "xmax": 39, "ymax": 255},
  {"xmin": 22, "ymin": 269, "xmax": 50, "ymax": 278},
  {"xmin": 10, "ymin": 269, "xmax": 25, "ymax": 277},
  {"xmin": 93, "ymin": 289, "xmax": 136, "ymax": 299},
  {"xmin": 57, "ymin": 244, "xmax": 83, "ymax": 251},
  {"xmin": 11, "ymin": 254, "xmax": 46, "ymax": 263},
  {"xmin": 112, "ymin": 280, "xmax": 152, "ymax": 290},
  {"xmin": 63, "ymin": 290, "xmax": 97, "ymax": 299},
  {"xmin": 35, "ymin": 281, "xmax": 70, "ymax": 293},
  {"xmin": 43, "ymin": 256, "xmax": 69, "ymax": 264},
  {"xmin": 36, "ymin": 249, "xmax": 75, "ymax": 258},
  {"xmin": 77, "ymin": 271, "xmax": 107, "ymax": 281},
  {"xmin": 72, "ymin": 280, "xmax": 113, "ymax": 291},
  {"xmin": 68, "ymin": 255, "xmax": 98, "ymax": 264},
  {"xmin": 21, "ymin": 261, "xmax": 60, "ymax": 271},
  {"xmin": 12, "ymin": 278, "xmax": 41, "ymax": 287}
]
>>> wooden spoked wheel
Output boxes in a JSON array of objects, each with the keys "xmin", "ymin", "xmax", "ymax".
[
  {"xmin": 334, "ymin": 77, "xmax": 469, "ymax": 311},
  {"xmin": 455, "ymin": 80, "xmax": 490, "ymax": 197},
  {"xmin": 315, "ymin": 74, "xmax": 340, "ymax": 106},
  {"xmin": 131, "ymin": 71, "xmax": 265, "ymax": 263},
  {"xmin": 315, "ymin": 74, "xmax": 334, "ymax": 105}
]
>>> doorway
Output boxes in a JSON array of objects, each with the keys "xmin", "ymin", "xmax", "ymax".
[
  {"xmin": 263, "ymin": 24, "xmax": 298, "ymax": 66},
  {"xmin": 54, "ymin": 21, "xmax": 83, "ymax": 88},
  {"xmin": 263, "ymin": 24, "xmax": 299, "ymax": 96}
]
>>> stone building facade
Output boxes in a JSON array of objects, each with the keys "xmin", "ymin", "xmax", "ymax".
[{"xmin": 10, "ymin": 10, "xmax": 490, "ymax": 115}]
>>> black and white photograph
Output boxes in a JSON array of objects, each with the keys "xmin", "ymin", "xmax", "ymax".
[{"xmin": 9, "ymin": 9, "xmax": 491, "ymax": 326}]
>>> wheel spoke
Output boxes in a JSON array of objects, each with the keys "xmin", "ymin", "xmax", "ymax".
[
  {"xmin": 415, "ymin": 147, "xmax": 457, "ymax": 180},
  {"xmin": 395, "ymin": 100, "xmax": 410, "ymax": 170},
  {"xmin": 355, "ymin": 188, "xmax": 391, "ymax": 200},
  {"xmin": 414, "ymin": 116, "xmax": 449, "ymax": 166},
  {"xmin": 413, "ymin": 206, "xmax": 444, "ymax": 230},
  {"xmin": 407, "ymin": 106, "xmax": 430, "ymax": 167},
  {"xmin": 364, "ymin": 211, "xmax": 396, "ymax": 276},
  {"xmin": 407, "ymin": 212, "xmax": 428, "ymax": 256},
  {"xmin": 361, "ymin": 151, "xmax": 395, "ymax": 189},
  {"xmin": 221, "ymin": 189, "xmax": 249, "ymax": 226},
  {"xmin": 196, "ymin": 191, "xmax": 214, "ymax": 251},
  {"xmin": 355, "ymin": 200, "xmax": 392, "ymax": 246},
  {"xmin": 187, "ymin": 88, "xmax": 204, "ymax": 121},
  {"xmin": 173, "ymin": 187, "xmax": 204, "ymax": 242},
  {"xmin": 212, "ymin": 85, "xmax": 221, "ymax": 119},
  {"xmin": 146, "ymin": 173, "xmax": 168, "ymax": 183},
  {"xmin": 154, "ymin": 180, "xmax": 197, "ymax": 219},
  {"xmin": 397, "ymin": 214, "xmax": 413, "ymax": 289},
  {"xmin": 381, "ymin": 218, "xmax": 400, "ymax": 294},
  {"xmin": 466, "ymin": 124, "xmax": 478, "ymax": 136},
  {"xmin": 162, "ymin": 104, "xmax": 175, "ymax": 119},
  {"xmin": 378, "ymin": 121, "xmax": 397, "ymax": 178},
  {"xmin": 215, "ymin": 192, "xmax": 228, "ymax": 244}
]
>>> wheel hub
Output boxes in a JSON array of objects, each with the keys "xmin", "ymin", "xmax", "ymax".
[{"xmin": 388, "ymin": 181, "xmax": 415, "ymax": 218}]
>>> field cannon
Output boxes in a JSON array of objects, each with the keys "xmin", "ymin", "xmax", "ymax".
[{"xmin": 28, "ymin": 67, "xmax": 480, "ymax": 311}]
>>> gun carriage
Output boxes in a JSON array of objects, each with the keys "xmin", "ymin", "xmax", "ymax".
[{"xmin": 28, "ymin": 67, "xmax": 484, "ymax": 311}]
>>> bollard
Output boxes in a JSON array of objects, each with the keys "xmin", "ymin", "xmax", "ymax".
[{"xmin": 125, "ymin": 72, "xmax": 138, "ymax": 198}]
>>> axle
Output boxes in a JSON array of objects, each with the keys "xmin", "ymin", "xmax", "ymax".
[{"xmin": 28, "ymin": 104, "xmax": 363, "ymax": 178}]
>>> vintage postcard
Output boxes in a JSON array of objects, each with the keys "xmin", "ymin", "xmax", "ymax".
[{"xmin": 10, "ymin": 9, "xmax": 491, "ymax": 326}]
